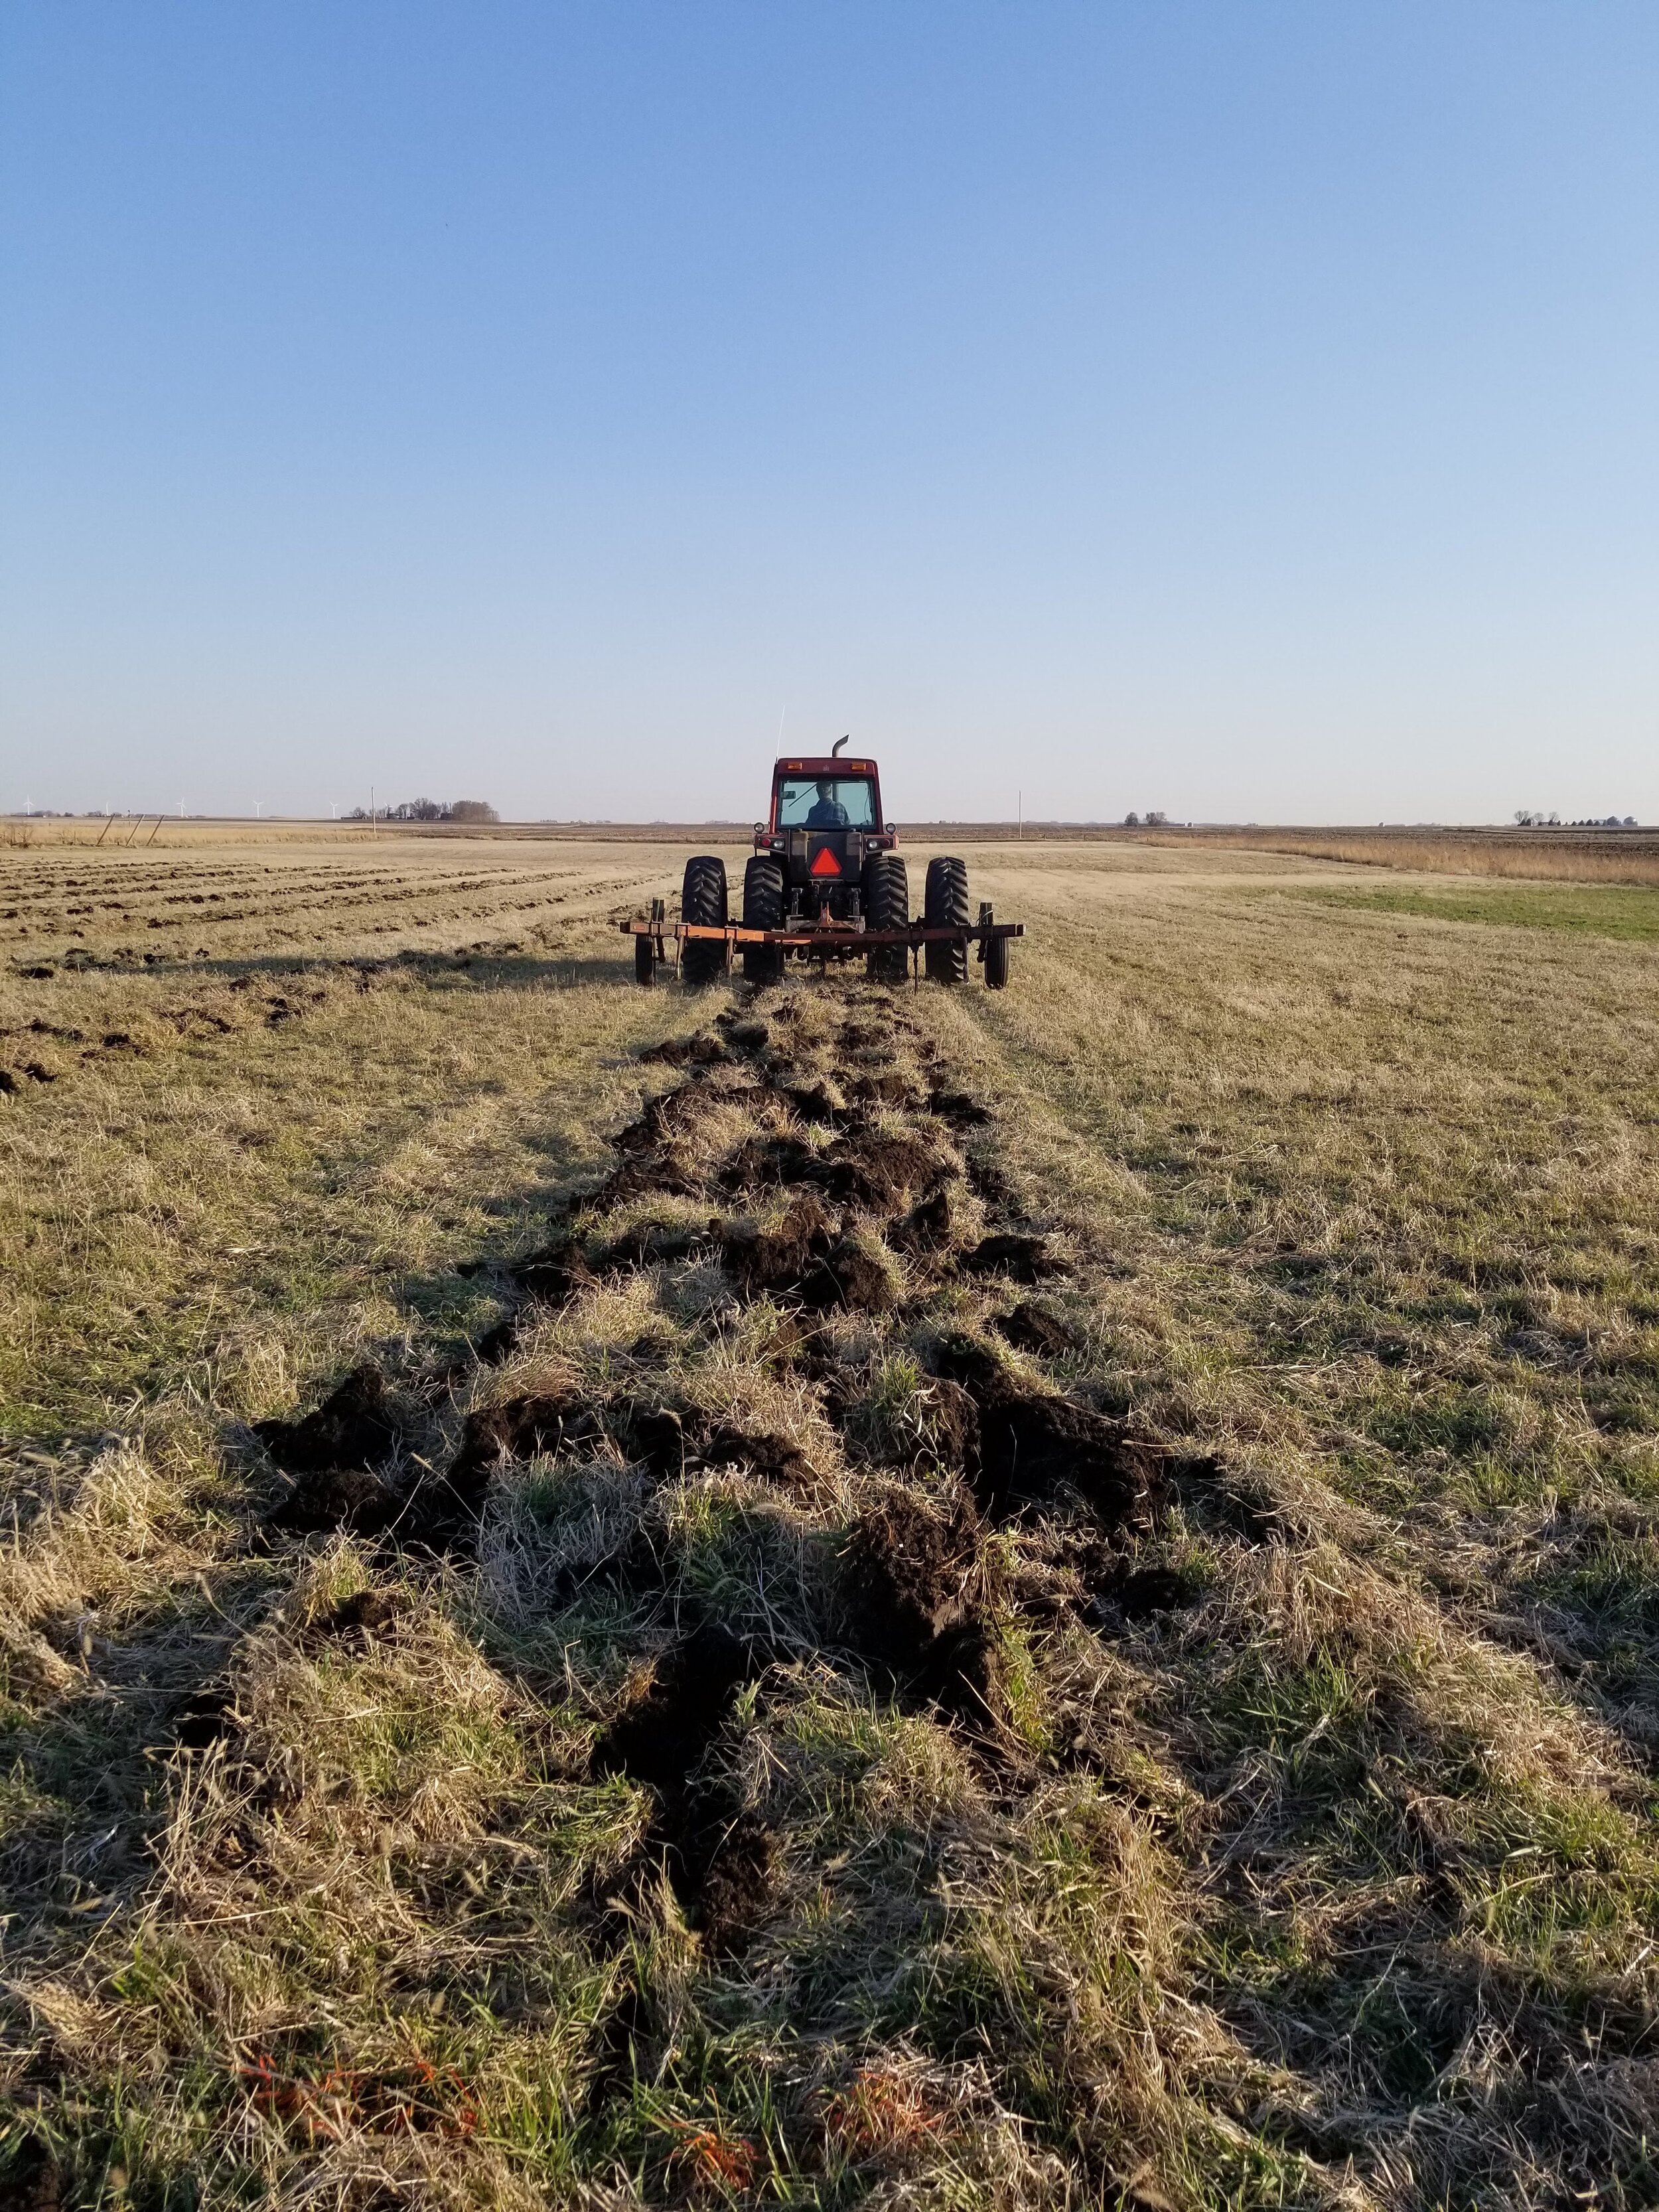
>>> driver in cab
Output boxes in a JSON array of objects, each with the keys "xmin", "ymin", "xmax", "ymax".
[{"xmin": 806, "ymin": 779, "xmax": 850, "ymax": 829}]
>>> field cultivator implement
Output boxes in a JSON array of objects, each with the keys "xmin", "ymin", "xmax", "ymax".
[
  {"xmin": 622, "ymin": 899, "xmax": 1023, "ymax": 988},
  {"xmin": 624, "ymin": 742, "xmax": 1024, "ymax": 989}
]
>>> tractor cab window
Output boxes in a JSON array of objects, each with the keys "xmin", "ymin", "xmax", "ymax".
[{"xmin": 776, "ymin": 776, "xmax": 877, "ymax": 830}]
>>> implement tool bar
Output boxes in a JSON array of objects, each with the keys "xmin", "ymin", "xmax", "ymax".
[{"xmin": 620, "ymin": 919, "xmax": 1024, "ymax": 947}]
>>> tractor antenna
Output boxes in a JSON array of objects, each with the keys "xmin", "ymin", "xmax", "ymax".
[{"xmin": 832, "ymin": 735, "xmax": 849, "ymax": 757}]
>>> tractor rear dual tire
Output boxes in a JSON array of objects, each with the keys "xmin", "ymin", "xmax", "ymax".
[
  {"xmin": 864, "ymin": 853, "xmax": 910, "ymax": 984},
  {"xmin": 741, "ymin": 858, "xmax": 785, "ymax": 984},
  {"xmin": 923, "ymin": 855, "xmax": 970, "ymax": 984},
  {"xmin": 680, "ymin": 856, "xmax": 729, "ymax": 986}
]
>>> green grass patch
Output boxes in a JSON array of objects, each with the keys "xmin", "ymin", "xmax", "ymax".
[{"xmin": 1289, "ymin": 882, "xmax": 1659, "ymax": 940}]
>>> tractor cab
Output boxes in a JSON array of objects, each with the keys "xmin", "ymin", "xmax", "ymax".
[
  {"xmin": 755, "ymin": 753, "xmax": 895, "ymax": 922},
  {"xmin": 626, "ymin": 742, "xmax": 1021, "ymax": 987}
]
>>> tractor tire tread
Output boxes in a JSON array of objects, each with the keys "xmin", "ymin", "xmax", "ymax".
[{"xmin": 924, "ymin": 855, "xmax": 970, "ymax": 984}]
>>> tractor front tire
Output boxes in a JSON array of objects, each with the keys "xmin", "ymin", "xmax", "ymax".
[
  {"xmin": 741, "ymin": 858, "xmax": 786, "ymax": 984},
  {"xmin": 923, "ymin": 855, "xmax": 970, "ymax": 984},
  {"xmin": 680, "ymin": 855, "xmax": 728, "ymax": 986},
  {"xmin": 865, "ymin": 853, "xmax": 910, "ymax": 984}
]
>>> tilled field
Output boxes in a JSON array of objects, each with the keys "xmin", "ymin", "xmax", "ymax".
[{"xmin": 3, "ymin": 836, "xmax": 1658, "ymax": 2210}]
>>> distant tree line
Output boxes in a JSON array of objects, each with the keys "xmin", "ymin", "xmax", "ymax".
[
  {"xmin": 1122, "ymin": 811, "xmax": 1169, "ymax": 827},
  {"xmin": 345, "ymin": 798, "xmax": 500, "ymax": 824},
  {"xmin": 1514, "ymin": 810, "xmax": 1639, "ymax": 828}
]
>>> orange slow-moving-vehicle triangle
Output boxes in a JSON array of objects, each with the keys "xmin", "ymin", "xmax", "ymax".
[{"xmin": 809, "ymin": 845, "xmax": 841, "ymax": 877}]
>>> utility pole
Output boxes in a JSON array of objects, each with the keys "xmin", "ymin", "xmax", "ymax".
[{"xmin": 1018, "ymin": 790, "xmax": 1023, "ymax": 840}]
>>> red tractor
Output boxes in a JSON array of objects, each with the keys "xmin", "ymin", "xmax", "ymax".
[{"xmin": 623, "ymin": 741, "xmax": 1022, "ymax": 988}]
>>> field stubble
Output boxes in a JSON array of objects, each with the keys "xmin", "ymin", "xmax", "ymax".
[{"xmin": 1, "ymin": 835, "xmax": 1657, "ymax": 2209}]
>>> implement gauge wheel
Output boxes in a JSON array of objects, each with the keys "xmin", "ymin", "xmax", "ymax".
[
  {"xmin": 924, "ymin": 856, "xmax": 970, "ymax": 984},
  {"xmin": 985, "ymin": 930, "xmax": 1010, "ymax": 990},
  {"xmin": 741, "ymin": 858, "xmax": 786, "ymax": 984},
  {"xmin": 680, "ymin": 856, "xmax": 729, "ymax": 986},
  {"xmin": 634, "ymin": 933, "xmax": 654, "ymax": 986},
  {"xmin": 865, "ymin": 854, "xmax": 910, "ymax": 984}
]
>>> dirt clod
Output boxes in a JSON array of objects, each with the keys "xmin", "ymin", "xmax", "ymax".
[
  {"xmin": 801, "ymin": 1235, "xmax": 896, "ymax": 1313},
  {"xmin": 892, "ymin": 1183, "xmax": 958, "ymax": 1254},
  {"xmin": 717, "ymin": 1133, "xmax": 824, "ymax": 1194},
  {"xmin": 595, "ymin": 1622, "xmax": 757, "ymax": 1810},
  {"xmin": 841, "ymin": 1491, "xmax": 989, "ymax": 1672},
  {"xmin": 451, "ymin": 1391, "xmax": 597, "ymax": 1485},
  {"xmin": 780, "ymin": 1080, "xmax": 842, "ymax": 1126},
  {"xmin": 994, "ymin": 1302, "xmax": 1084, "ymax": 1357},
  {"xmin": 932, "ymin": 1335, "xmax": 1151, "ymax": 1525},
  {"xmin": 602, "ymin": 1220, "xmax": 703, "ymax": 1267},
  {"xmin": 269, "ymin": 1465, "xmax": 404, "ymax": 1538},
  {"xmin": 616, "ymin": 1401, "xmax": 688, "ymax": 1479},
  {"xmin": 695, "ymin": 1423, "xmax": 814, "ymax": 1487},
  {"xmin": 591, "ymin": 1155, "xmax": 700, "ymax": 1210},
  {"xmin": 638, "ymin": 1032, "xmax": 730, "ymax": 1067},
  {"xmin": 0, "ymin": 2134, "xmax": 60, "ymax": 2212},
  {"xmin": 848, "ymin": 1070, "xmax": 920, "ymax": 1108},
  {"xmin": 966, "ymin": 1232, "xmax": 1068, "ymax": 1283},
  {"xmin": 716, "ymin": 1194, "xmax": 837, "ymax": 1296},
  {"xmin": 927, "ymin": 1088, "xmax": 993, "ymax": 1126},
  {"xmin": 915, "ymin": 1617, "xmax": 1005, "ymax": 1732},
  {"xmin": 822, "ymin": 1130, "xmax": 944, "ymax": 1213},
  {"xmin": 511, "ymin": 1240, "xmax": 599, "ymax": 1307},
  {"xmin": 254, "ymin": 1365, "xmax": 405, "ymax": 1474},
  {"xmin": 964, "ymin": 1152, "xmax": 1020, "ymax": 1215},
  {"xmin": 721, "ymin": 1018, "xmax": 770, "ymax": 1053},
  {"xmin": 472, "ymin": 1317, "xmax": 522, "ymax": 1366},
  {"xmin": 683, "ymin": 1810, "xmax": 777, "ymax": 1956}
]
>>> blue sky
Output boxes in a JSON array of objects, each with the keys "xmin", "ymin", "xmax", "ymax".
[{"xmin": 3, "ymin": 3, "xmax": 1656, "ymax": 824}]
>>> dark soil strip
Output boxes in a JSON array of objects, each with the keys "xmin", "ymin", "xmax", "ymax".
[{"xmin": 253, "ymin": 1365, "xmax": 407, "ymax": 1473}]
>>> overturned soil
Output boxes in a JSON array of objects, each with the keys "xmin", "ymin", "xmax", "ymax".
[
  {"xmin": 841, "ymin": 1491, "xmax": 1007, "ymax": 1735},
  {"xmin": 800, "ymin": 1235, "xmax": 897, "ymax": 1314},
  {"xmin": 637, "ymin": 1031, "xmax": 731, "ymax": 1067},
  {"xmin": 447, "ymin": 1392, "xmax": 601, "ymax": 1507},
  {"xmin": 594, "ymin": 1621, "xmax": 758, "ymax": 1808},
  {"xmin": 253, "ymin": 1364, "xmax": 406, "ymax": 1474},
  {"xmin": 511, "ymin": 1240, "xmax": 600, "ymax": 1307},
  {"xmin": 931, "ymin": 1333, "xmax": 1155, "ymax": 1526},
  {"xmin": 841, "ymin": 1491, "xmax": 990, "ymax": 1673},
  {"xmin": 591, "ymin": 1623, "xmax": 779, "ymax": 1946},
  {"xmin": 965, "ymin": 1232, "xmax": 1068, "ymax": 1283},
  {"xmin": 682, "ymin": 1809, "xmax": 778, "ymax": 1957},
  {"xmin": 250, "ymin": 1001, "xmax": 1196, "ymax": 1846},
  {"xmin": 994, "ymin": 1301, "xmax": 1084, "ymax": 1357},
  {"xmin": 715, "ymin": 1194, "xmax": 837, "ymax": 1297},
  {"xmin": 820, "ymin": 1129, "xmax": 947, "ymax": 1213},
  {"xmin": 268, "ymin": 1463, "xmax": 404, "ymax": 1538},
  {"xmin": 892, "ymin": 1183, "xmax": 958, "ymax": 1255}
]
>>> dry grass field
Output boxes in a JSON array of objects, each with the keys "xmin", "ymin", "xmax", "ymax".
[
  {"xmin": 3, "ymin": 832, "xmax": 1657, "ymax": 2210},
  {"xmin": 1135, "ymin": 826, "xmax": 1659, "ymax": 889}
]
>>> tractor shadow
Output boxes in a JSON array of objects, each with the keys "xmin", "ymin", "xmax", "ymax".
[{"xmin": 128, "ymin": 950, "xmax": 638, "ymax": 992}]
